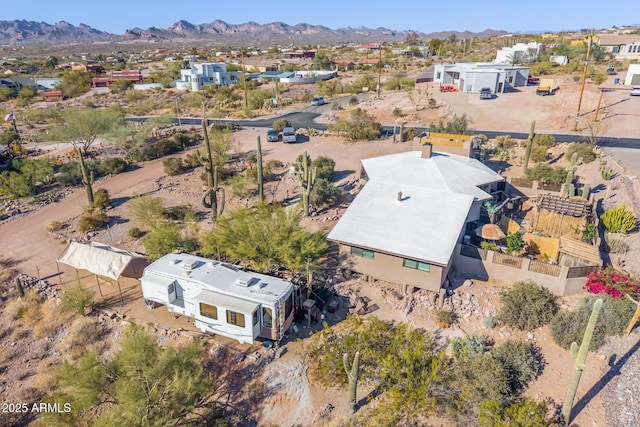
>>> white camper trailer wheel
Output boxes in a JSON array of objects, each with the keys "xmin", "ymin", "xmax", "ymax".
[{"xmin": 144, "ymin": 299, "xmax": 158, "ymax": 309}]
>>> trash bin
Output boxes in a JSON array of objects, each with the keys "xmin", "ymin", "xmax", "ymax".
[{"xmin": 614, "ymin": 78, "xmax": 620, "ymax": 84}]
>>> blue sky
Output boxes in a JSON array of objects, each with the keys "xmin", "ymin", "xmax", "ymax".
[{"xmin": 4, "ymin": 0, "xmax": 637, "ymax": 35}]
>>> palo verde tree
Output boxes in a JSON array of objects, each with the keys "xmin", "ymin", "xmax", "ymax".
[
  {"xmin": 43, "ymin": 325, "xmax": 225, "ymax": 426},
  {"xmin": 199, "ymin": 203, "xmax": 328, "ymax": 274},
  {"xmin": 50, "ymin": 107, "xmax": 125, "ymax": 154}
]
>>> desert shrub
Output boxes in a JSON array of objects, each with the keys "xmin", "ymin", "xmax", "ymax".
[
  {"xmin": 183, "ymin": 152, "xmax": 201, "ymax": 169},
  {"xmin": 451, "ymin": 335, "xmax": 489, "ymax": 360},
  {"xmin": 483, "ymin": 316, "xmax": 497, "ymax": 328},
  {"xmin": 162, "ymin": 157, "xmax": 184, "ymax": 176},
  {"xmin": 430, "ymin": 113, "xmax": 471, "ymax": 134},
  {"xmin": 435, "ymin": 309, "xmax": 455, "ymax": 327},
  {"xmin": 134, "ymin": 139, "xmax": 181, "ymax": 161},
  {"xmin": 57, "ymin": 160, "xmax": 102, "ymax": 187},
  {"xmin": 142, "ymin": 222, "xmax": 185, "ymax": 261},
  {"xmin": 529, "ymin": 145, "xmax": 548, "ymax": 163},
  {"xmin": 309, "ymin": 178, "xmax": 343, "ymax": 208},
  {"xmin": 4, "ymin": 299, "xmax": 28, "ymax": 321},
  {"xmin": 58, "ymin": 317, "xmax": 104, "ymax": 360},
  {"xmin": 164, "ymin": 204, "xmax": 196, "ymax": 221},
  {"xmin": 478, "ymin": 398, "xmax": 558, "ymax": 427},
  {"xmin": 331, "ymin": 101, "xmax": 342, "ymax": 110},
  {"xmin": 61, "ymin": 280, "xmax": 93, "ymax": 315},
  {"xmin": 272, "ymin": 118, "xmax": 291, "ymax": 132},
  {"xmin": 491, "ymin": 340, "xmax": 542, "ymax": 394},
  {"xmin": 533, "ymin": 134, "xmax": 555, "ymax": 149},
  {"xmin": 494, "ymin": 135, "xmax": 517, "ymax": 151},
  {"xmin": 78, "ymin": 209, "xmax": 109, "ymax": 233},
  {"xmin": 348, "ymin": 95, "xmax": 359, "ymax": 105},
  {"xmin": 47, "ymin": 220, "xmax": 63, "ymax": 232},
  {"xmin": 99, "ymin": 157, "xmax": 128, "ymax": 175},
  {"xmin": 529, "ymin": 61, "xmax": 553, "ymax": 75},
  {"xmin": 327, "ymin": 107, "xmax": 382, "ymax": 140},
  {"xmin": 392, "ymin": 107, "xmax": 403, "ymax": 117},
  {"xmin": 601, "ymin": 205, "xmax": 636, "ymax": 234},
  {"xmin": 93, "ymin": 188, "xmax": 110, "ymax": 210},
  {"xmin": 311, "ymin": 156, "xmax": 336, "ymax": 181},
  {"xmin": 566, "ymin": 142, "xmax": 595, "ymax": 164},
  {"xmin": 128, "ymin": 227, "xmax": 143, "ymax": 238},
  {"xmin": 480, "ymin": 241, "xmax": 498, "ymax": 251},
  {"xmin": 498, "ymin": 281, "xmax": 557, "ymax": 330},
  {"xmin": 524, "ymin": 164, "xmax": 568, "ymax": 185},
  {"xmin": 604, "ymin": 233, "xmax": 629, "ymax": 254}
]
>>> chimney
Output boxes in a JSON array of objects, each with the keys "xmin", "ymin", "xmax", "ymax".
[
  {"xmin": 397, "ymin": 191, "xmax": 403, "ymax": 201},
  {"xmin": 421, "ymin": 143, "xmax": 433, "ymax": 159}
]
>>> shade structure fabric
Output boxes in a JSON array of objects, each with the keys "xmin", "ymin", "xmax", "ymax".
[
  {"xmin": 57, "ymin": 241, "xmax": 146, "ymax": 280},
  {"xmin": 475, "ymin": 224, "xmax": 506, "ymax": 241}
]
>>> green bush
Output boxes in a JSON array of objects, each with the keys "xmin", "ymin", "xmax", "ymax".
[
  {"xmin": 529, "ymin": 62, "xmax": 553, "ymax": 75},
  {"xmin": 272, "ymin": 118, "xmax": 291, "ymax": 132},
  {"xmin": 498, "ymin": 281, "xmax": 557, "ymax": 330},
  {"xmin": 392, "ymin": 107, "xmax": 403, "ymax": 117},
  {"xmin": 311, "ymin": 156, "xmax": 336, "ymax": 181},
  {"xmin": 133, "ymin": 139, "xmax": 181, "ymax": 161},
  {"xmin": 601, "ymin": 205, "xmax": 637, "ymax": 234},
  {"xmin": 93, "ymin": 189, "xmax": 110, "ymax": 210},
  {"xmin": 505, "ymin": 232, "xmax": 525, "ymax": 254},
  {"xmin": 490, "ymin": 340, "xmax": 542, "ymax": 394},
  {"xmin": 78, "ymin": 209, "xmax": 109, "ymax": 233},
  {"xmin": 551, "ymin": 295, "xmax": 636, "ymax": 350},
  {"xmin": 162, "ymin": 157, "xmax": 184, "ymax": 176},
  {"xmin": 524, "ymin": 164, "xmax": 568, "ymax": 185},
  {"xmin": 47, "ymin": 220, "xmax": 63, "ymax": 232},
  {"xmin": 533, "ymin": 134, "xmax": 555, "ymax": 150},
  {"xmin": 565, "ymin": 142, "xmax": 595, "ymax": 164},
  {"xmin": 479, "ymin": 398, "xmax": 557, "ymax": 427},
  {"xmin": 128, "ymin": 227, "xmax": 143, "ymax": 238},
  {"xmin": 57, "ymin": 160, "xmax": 102, "ymax": 187},
  {"xmin": 61, "ymin": 280, "xmax": 93, "ymax": 315},
  {"xmin": 309, "ymin": 178, "xmax": 343, "ymax": 208},
  {"xmin": 164, "ymin": 204, "xmax": 196, "ymax": 221},
  {"xmin": 451, "ymin": 335, "xmax": 489, "ymax": 361},
  {"xmin": 480, "ymin": 241, "xmax": 498, "ymax": 251},
  {"xmin": 529, "ymin": 145, "xmax": 548, "ymax": 163},
  {"xmin": 99, "ymin": 157, "xmax": 128, "ymax": 176}
]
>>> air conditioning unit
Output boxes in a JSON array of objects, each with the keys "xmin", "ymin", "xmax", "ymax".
[
  {"xmin": 235, "ymin": 276, "xmax": 253, "ymax": 287},
  {"xmin": 181, "ymin": 260, "xmax": 198, "ymax": 270}
]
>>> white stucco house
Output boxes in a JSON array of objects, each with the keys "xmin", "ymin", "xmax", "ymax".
[
  {"xmin": 625, "ymin": 64, "xmax": 640, "ymax": 86},
  {"xmin": 495, "ymin": 42, "xmax": 542, "ymax": 64},
  {"xmin": 175, "ymin": 62, "xmax": 242, "ymax": 91},
  {"xmin": 140, "ymin": 253, "xmax": 297, "ymax": 344},
  {"xmin": 597, "ymin": 34, "xmax": 640, "ymax": 60},
  {"xmin": 327, "ymin": 144, "xmax": 504, "ymax": 292},
  {"xmin": 433, "ymin": 63, "xmax": 530, "ymax": 93}
]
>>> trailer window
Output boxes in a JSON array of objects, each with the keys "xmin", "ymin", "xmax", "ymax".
[
  {"xmin": 226, "ymin": 310, "xmax": 245, "ymax": 327},
  {"xmin": 199, "ymin": 303, "xmax": 218, "ymax": 320},
  {"xmin": 262, "ymin": 307, "xmax": 273, "ymax": 328},
  {"xmin": 253, "ymin": 310, "xmax": 259, "ymax": 326}
]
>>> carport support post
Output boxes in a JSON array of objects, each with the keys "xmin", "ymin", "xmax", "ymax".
[
  {"xmin": 95, "ymin": 274, "xmax": 103, "ymax": 297},
  {"xmin": 594, "ymin": 88, "xmax": 604, "ymax": 122},
  {"xmin": 56, "ymin": 262, "xmax": 62, "ymax": 286},
  {"xmin": 117, "ymin": 279, "xmax": 124, "ymax": 313},
  {"xmin": 574, "ymin": 31, "xmax": 594, "ymax": 131}
]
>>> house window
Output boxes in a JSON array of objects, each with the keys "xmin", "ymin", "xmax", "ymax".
[
  {"xmin": 262, "ymin": 307, "xmax": 273, "ymax": 328},
  {"xmin": 253, "ymin": 310, "xmax": 259, "ymax": 326},
  {"xmin": 199, "ymin": 303, "xmax": 217, "ymax": 320},
  {"xmin": 436, "ymin": 72, "xmax": 441, "ymax": 79},
  {"xmin": 351, "ymin": 246, "xmax": 375, "ymax": 259},
  {"xmin": 226, "ymin": 310, "xmax": 245, "ymax": 327},
  {"xmin": 403, "ymin": 258, "xmax": 431, "ymax": 272}
]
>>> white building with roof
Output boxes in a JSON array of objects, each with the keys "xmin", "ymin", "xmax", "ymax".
[
  {"xmin": 434, "ymin": 62, "xmax": 529, "ymax": 93},
  {"xmin": 175, "ymin": 62, "xmax": 242, "ymax": 91},
  {"xmin": 140, "ymin": 253, "xmax": 296, "ymax": 344},
  {"xmin": 495, "ymin": 42, "xmax": 542, "ymax": 64},
  {"xmin": 328, "ymin": 145, "xmax": 504, "ymax": 292}
]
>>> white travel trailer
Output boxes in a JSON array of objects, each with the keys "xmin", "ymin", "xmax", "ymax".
[{"xmin": 140, "ymin": 253, "xmax": 296, "ymax": 344}]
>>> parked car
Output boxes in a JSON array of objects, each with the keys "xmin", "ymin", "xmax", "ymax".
[
  {"xmin": 527, "ymin": 76, "xmax": 540, "ymax": 85},
  {"xmin": 282, "ymin": 127, "xmax": 297, "ymax": 143},
  {"xmin": 631, "ymin": 86, "xmax": 640, "ymax": 96},
  {"xmin": 311, "ymin": 96, "xmax": 325, "ymax": 106},
  {"xmin": 267, "ymin": 129, "xmax": 279, "ymax": 142},
  {"xmin": 479, "ymin": 87, "xmax": 493, "ymax": 99}
]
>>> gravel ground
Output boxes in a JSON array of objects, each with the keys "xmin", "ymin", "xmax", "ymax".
[{"xmin": 601, "ymin": 331, "xmax": 640, "ymax": 427}]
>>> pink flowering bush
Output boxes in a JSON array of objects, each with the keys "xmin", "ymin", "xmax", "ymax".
[{"xmin": 583, "ymin": 268, "xmax": 640, "ymax": 299}]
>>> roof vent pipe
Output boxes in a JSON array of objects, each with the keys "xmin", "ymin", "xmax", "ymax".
[{"xmin": 397, "ymin": 191, "xmax": 403, "ymax": 201}]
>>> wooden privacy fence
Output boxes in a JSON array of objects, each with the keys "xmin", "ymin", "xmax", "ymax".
[
  {"xmin": 492, "ymin": 252, "xmax": 523, "ymax": 268},
  {"xmin": 566, "ymin": 265, "xmax": 598, "ymax": 279},
  {"xmin": 528, "ymin": 259, "xmax": 562, "ymax": 277}
]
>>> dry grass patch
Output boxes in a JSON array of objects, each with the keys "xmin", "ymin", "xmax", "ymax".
[{"xmin": 58, "ymin": 316, "xmax": 105, "ymax": 360}]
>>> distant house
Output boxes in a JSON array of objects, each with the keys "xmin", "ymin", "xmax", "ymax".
[
  {"xmin": 494, "ymin": 42, "xmax": 543, "ymax": 64},
  {"xmin": 140, "ymin": 253, "xmax": 297, "ymax": 344},
  {"xmin": 549, "ymin": 55, "xmax": 569, "ymax": 66},
  {"xmin": 43, "ymin": 90, "xmax": 63, "ymax": 102},
  {"xmin": 328, "ymin": 144, "xmax": 504, "ymax": 292},
  {"xmin": 282, "ymin": 50, "xmax": 315, "ymax": 59},
  {"xmin": 92, "ymin": 70, "xmax": 143, "ymax": 88},
  {"xmin": 597, "ymin": 34, "xmax": 640, "ymax": 59},
  {"xmin": 332, "ymin": 59, "xmax": 355, "ymax": 71},
  {"xmin": 35, "ymin": 78, "xmax": 62, "ymax": 91},
  {"xmin": 433, "ymin": 62, "xmax": 529, "ymax": 93},
  {"xmin": 360, "ymin": 58, "xmax": 381, "ymax": 68},
  {"xmin": 175, "ymin": 62, "xmax": 242, "ymax": 91}
]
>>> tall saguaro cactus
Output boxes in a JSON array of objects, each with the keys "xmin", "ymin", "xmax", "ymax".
[
  {"xmin": 296, "ymin": 151, "xmax": 317, "ymax": 216},
  {"xmin": 75, "ymin": 146, "xmax": 94, "ymax": 207},
  {"xmin": 562, "ymin": 298, "xmax": 603, "ymax": 424},
  {"xmin": 257, "ymin": 135, "xmax": 264, "ymax": 202},
  {"xmin": 563, "ymin": 152, "xmax": 581, "ymax": 197},
  {"xmin": 343, "ymin": 352, "xmax": 360, "ymax": 413},
  {"xmin": 522, "ymin": 120, "xmax": 536, "ymax": 172},
  {"xmin": 197, "ymin": 116, "xmax": 225, "ymax": 221}
]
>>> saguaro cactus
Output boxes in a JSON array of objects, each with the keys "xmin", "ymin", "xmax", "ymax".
[
  {"xmin": 197, "ymin": 116, "xmax": 225, "ymax": 221},
  {"xmin": 257, "ymin": 135, "xmax": 264, "ymax": 202},
  {"xmin": 582, "ymin": 183, "xmax": 591, "ymax": 199},
  {"xmin": 563, "ymin": 152, "xmax": 581, "ymax": 197},
  {"xmin": 399, "ymin": 121, "xmax": 405, "ymax": 143},
  {"xmin": 296, "ymin": 151, "xmax": 317, "ymax": 216},
  {"xmin": 76, "ymin": 146, "xmax": 94, "ymax": 207},
  {"xmin": 522, "ymin": 120, "xmax": 536, "ymax": 172},
  {"xmin": 343, "ymin": 351, "xmax": 360, "ymax": 413},
  {"xmin": 562, "ymin": 298, "xmax": 603, "ymax": 424}
]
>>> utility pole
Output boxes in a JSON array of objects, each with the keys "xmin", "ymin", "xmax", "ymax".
[
  {"xmin": 377, "ymin": 42, "xmax": 382, "ymax": 98},
  {"xmin": 242, "ymin": 49, "xmax": 248, "ymax": 110},
  {"xmin": 574, "ymin": 31, "xmax": 594, "ymax": 131},
  {"xmin": 175, "ymin": 98, "xmax": 181, "ymax": 126}
]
